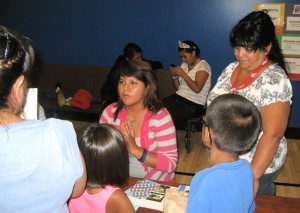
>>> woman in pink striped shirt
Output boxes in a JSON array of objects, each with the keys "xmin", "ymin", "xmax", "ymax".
[{"xmin": 100, "ymin": 60, "xmax": 178, "ymax": 182}]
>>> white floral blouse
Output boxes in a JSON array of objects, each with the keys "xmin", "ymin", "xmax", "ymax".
[{"xmin": 207, "ymin": 62, "xmax": 293, "ymax": 174}]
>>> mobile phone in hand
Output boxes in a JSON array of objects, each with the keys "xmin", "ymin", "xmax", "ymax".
[{"xmin": 170, "ymin": 64, "xmax": 177, "ymax": 79}]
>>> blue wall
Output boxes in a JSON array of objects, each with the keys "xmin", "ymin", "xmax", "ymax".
[{"xmin": 1, "ymin": 0, "xmax": 299, "ymax": 127}]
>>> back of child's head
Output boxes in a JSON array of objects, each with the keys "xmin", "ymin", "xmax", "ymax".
[
  {"xmin": 205, "ymin": 94, "xmax": 261, "ymax": 154},
  {"xmin": 78, "ymin": 123, "xmax": 129, "ymax": 189}
]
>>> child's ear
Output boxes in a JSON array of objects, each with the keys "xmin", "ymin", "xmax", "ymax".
[
  {"xmin": 202, "ymin": 126, "xmax": 211, "ymax": 147},
  {"xmin": 202, "ymin": 126, "xmax": 215, "ymax": 147}
]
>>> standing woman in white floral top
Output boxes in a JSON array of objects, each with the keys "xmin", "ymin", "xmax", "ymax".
[{"xmin": 207, "ymin": 11, "xmax": 293, "ymax": 196}]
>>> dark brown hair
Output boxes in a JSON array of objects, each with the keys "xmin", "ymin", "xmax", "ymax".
[
  {"xmin": 0, "ymin": 25, "xmax": 35, "ymax": 110},
  {"xmin": 230, "ymin": 11, "xmax": 287, "ymax": 74},
  {"xmin": 178, "ymin": 40, "xmax": 200, "ymax": 56},
  {"xmin": 114, "ymin": 60, "xmax": 163, "ymax": 120},
  {"xmin": 78, "ymin": 123, "xmax": 129, "ymax": 189},
  {"xmin": 206, "ymin": 94, "xmax": 261, "ymax": 154}
]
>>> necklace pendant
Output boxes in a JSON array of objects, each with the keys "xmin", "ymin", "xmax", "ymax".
[{"xmin": 129, "ymin": 120, "xmax": 135, "ymax": 126}]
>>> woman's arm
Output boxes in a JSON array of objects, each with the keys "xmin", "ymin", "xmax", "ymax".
[
  {"xmin": 173, "ymin": 67, "xmax": 209, "ymax": 93},
  {"xmin": 148, "ymin": 111, "xmax": 178, "ymax": 173},
  {"xmin": 173, "ymin": 76, "xmax": 180, "ymax": 90},
  {"xmin": 251, "ymin": 101, "xmax": 290, "ymax": 195},
  {"xmin": 170, "ymin": 67, "xmax": 180, "ymax": 89},
  {"xmin": 181, "ymin": 70, "xmax": 209, "ymax": 93},
  {"xmin": 106, "ymin": 189, "xmax": 135, "ymax": 213},
  {"xmin": 70, "ymin": 153, "xmax": 87, "ymax": 198}
]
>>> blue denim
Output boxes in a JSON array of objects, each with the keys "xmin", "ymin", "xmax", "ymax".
[{"xmin": 258, "ymin": 169, "xmax": 281, "ymax": 196}]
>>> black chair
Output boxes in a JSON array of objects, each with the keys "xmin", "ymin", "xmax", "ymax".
[{"xmin": 183, "ymin": 108, "xmax": 206, "ymax": 153}]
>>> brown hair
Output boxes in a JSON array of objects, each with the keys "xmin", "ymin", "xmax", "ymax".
[
  {"xmin": 114, "ymin": 59, "xmax": 163, "ymax": 120},
  {"xmin": 78, "ymin": 123, "xmax": 129, "ymax": 189},
  {"xmin": 0, "ymin": 25, "xmax": 35, "ymax": 110}
]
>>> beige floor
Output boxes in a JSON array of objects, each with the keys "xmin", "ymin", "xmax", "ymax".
[{"xmin": 175, "ymin": 130, "xmax": 300, "ymax": 198}]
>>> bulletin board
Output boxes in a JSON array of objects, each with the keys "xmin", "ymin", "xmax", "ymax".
[{"xmin": 255, "ymin": 3, "xmax": 300, "ymax": 81}]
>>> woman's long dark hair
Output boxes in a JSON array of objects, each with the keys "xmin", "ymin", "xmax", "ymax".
[
  {"xmin": 0, "ymin": 26, "xmax": 35, "ymax": 110},
  {"xmin": 113, "ymin": 60, "xmax": 163, "ymax": 121},
  {"xmin": 229, "ymin": 11, "xmax": 287, "ymax": 74}
]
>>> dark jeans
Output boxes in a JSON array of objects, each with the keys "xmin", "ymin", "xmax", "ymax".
[
  {"xmin": 258, "ymin": 169, "xmax": 282, "ymax": 196},
  {"xmin": 162, "ymin": 94, "xmax": 204, "ymax": 129}
]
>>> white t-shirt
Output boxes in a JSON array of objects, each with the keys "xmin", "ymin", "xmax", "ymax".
[
  {"xmin": 176, "ymin": 60, "xmax": 212, "ymax": 105},
  {"xmin": 207, "ymin": 62, "xmax": 293, "ymax": 174},
  {"xmin": 0, "ymin": 118, "xmax": 83, "ymax": 212}
]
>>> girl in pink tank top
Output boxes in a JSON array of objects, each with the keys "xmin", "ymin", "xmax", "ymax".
[{"xmin": 68, "ymin": 123, "xmax": 135, "ymax": 213}]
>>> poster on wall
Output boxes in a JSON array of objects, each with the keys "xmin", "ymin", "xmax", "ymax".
[
  {"xmin": 254, "ymin": 3, "xmax": 285, "ymax": 33},
  {"xmin": 284, "ymin": 4, "xmax": 300, "ymax": 34},
  {"xmin": 255, "ymin": 3, "xmax": 300, "ymax": 81},
  {"xmin": 285, "ymin": 57, "xmax": 300, "ymax": 80},
  {"xmin": 277, "ymin": 34, "xmax": 300, "ymax": 56},
  {"xmin": 283, "ymin": 34, "xmax": 300, "ymax": 81}
]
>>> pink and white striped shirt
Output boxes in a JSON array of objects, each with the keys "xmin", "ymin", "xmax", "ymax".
[{"xmin": 100, "ymin": 104, "xmax": 178, "ymax": 182}]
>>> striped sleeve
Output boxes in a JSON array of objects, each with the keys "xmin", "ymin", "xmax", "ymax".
[
  {"xmin": 99, "ymin": 104, "xmax": 119, "ymax": 127},
  {"xmin": 149, "ymin": 108, "xmax": 178, "ymax": 173}
]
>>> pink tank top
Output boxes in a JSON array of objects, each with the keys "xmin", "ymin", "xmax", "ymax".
[{"xmin": 68, "ymin": 185, "xmax": 119, "ymax": 213}]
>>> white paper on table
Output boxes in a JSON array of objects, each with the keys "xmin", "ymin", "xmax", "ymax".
[
  {"xmin": 128, "ymin": 195, "xmax": 164, "ymax": 211},
  {"xmin": 127, "ymin": 185, "xmax": 190, "ymax": 211},
  {"xmin": 21, "ymin": 88, "xmax": 38, "ymax": 120}
]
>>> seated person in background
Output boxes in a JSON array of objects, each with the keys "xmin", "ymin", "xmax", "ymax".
[
  {"xmin": 100, "ymin": 42, "xmax": 163, "ymax": 108},
  {"xmin": 186, "ymin": 94, "xmax": 261, "ymax": 213},
  {"xmin": 100, "ymin": 60, "xmax": 177, "ymax": 182},
  {"xmin": 69, "ymin": 123, "xmax": 135, "ymax": 213},
  {"xmin": 162, "ymin": 40, "xmax": 211, "ymax": 129},
  {"xmin": 0, "ymin": 25, "xmax": 86, "ymax": 212}
]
